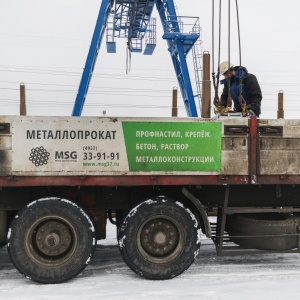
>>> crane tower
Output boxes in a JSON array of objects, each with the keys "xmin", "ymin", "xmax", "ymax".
[{"xmin": 72, "ymin": 0, "xmax": 202, "ymax": 117}]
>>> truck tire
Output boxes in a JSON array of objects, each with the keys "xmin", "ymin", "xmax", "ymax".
[
  {"xmin": 118, "ymin": 196, "xmax": 201, "ymax": 280},
  {"xmin": 226, "ymin": 213, "xmax": 299, "ymax": 250},
  {"xmin": 7, "ymin": 198, "xmax": 96, "ymax": 283}
]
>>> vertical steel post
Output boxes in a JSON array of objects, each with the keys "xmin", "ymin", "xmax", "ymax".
[
  {"xmin": 20, "ymin": 82, "xmax": 26, "ymax": 116},
  {"xmin": 277, "ymin": 90, "xmax": 284, "ymax": 119},
  {"xmin": 216, "ymin": 186, "xmax": 230, "ymax": 256},
  {"xmin": 201, "ymin": 51, "xmax": 211, "ymax": 118},
  {"xmin": 172, "ymin": 87, "xmax": 178, "ymax": 117},
  {"xmin": 249, "ymin": 116, "xmax": 258, "ymax": 184}
]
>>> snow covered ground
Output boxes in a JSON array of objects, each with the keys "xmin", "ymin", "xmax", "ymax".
[{"xmin": 1, "ymin": 222, "xmax": 300, "ymax": 300}]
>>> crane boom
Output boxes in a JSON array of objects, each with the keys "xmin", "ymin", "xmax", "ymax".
[
  {"xmin": 72, "ymin": 0, "xmax": 113, "ymax": 116},
  {"xmin": 156, "ymin": 0, "xmax": 199, "ymax": 117},
  {"xmin": 72, "ymin": 0, "xmax": 201, "ymax": 117}
]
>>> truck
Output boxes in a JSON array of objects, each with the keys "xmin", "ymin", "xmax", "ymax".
[{"xmin": 1, "ymin": 114, "xmax": 300, "ymax": 283}]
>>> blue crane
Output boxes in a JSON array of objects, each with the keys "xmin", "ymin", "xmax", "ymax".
[{"xmin": 72, "ymin": 0, "xmax": 201, "ymax": 117}]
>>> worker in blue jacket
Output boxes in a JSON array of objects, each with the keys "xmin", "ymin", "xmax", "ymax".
[{"xmin": 217, "ymin": 61, "xmax": 262, "ymax": 116}]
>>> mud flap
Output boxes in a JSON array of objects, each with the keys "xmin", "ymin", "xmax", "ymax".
[{"xmin": 182, "ymin": 187, "xmax": 211, "ymax": 238}]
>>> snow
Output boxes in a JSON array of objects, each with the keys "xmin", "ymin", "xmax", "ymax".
[{"xmin": 1, "ymin": 222, "xmax": 300, "ymax": 300}]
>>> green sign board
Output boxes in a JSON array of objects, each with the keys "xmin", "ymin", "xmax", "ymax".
[{"xmin": 122, "ymin": 122, "xmax": 222, "ymax": 172}]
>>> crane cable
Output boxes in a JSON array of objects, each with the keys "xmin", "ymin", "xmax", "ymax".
[
  {"xmin": 212, "ymin": 0, "xmax": 244, "ymax": 115},
  {"xmin": 235, "ymin": 0, "xmax": 247, "ymax": 115},
  {"xmin": 226, "ymin": 0, "xmax": 232, "ymax": 109},
  {"xmin": 126, "ymin": 41, "xmax": 132, "ymax": 75},
  {"xmin": 212, "ymin": 0, "xmax": 221, "ymax": 107}
]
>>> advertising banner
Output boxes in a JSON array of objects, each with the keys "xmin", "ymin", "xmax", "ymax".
[{"xmin": 11, "ymin": 118, "xmax": 221, "ymax": 174}]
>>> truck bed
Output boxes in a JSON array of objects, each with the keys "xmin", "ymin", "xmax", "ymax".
[{"xmin": 0, "ymin": 115, "xmax": 299, "ymax": 186}]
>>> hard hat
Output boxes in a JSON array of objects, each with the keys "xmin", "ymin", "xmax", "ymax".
[{"xmin": 219, "ymin": 61, "xmax": 234, "ymax": 75}]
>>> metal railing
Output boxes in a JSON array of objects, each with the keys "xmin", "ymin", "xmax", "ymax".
[{"xmin": 163, "ymin": 16, "xmax": 200, "ymax": 35}]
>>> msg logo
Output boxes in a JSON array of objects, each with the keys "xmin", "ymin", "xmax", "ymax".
[{"xmin": 55, "ymin": 151, "xmax": 77, "ymax": 160}]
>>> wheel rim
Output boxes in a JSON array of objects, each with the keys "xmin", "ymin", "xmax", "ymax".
[
  {"xmin": 25, "ymin": 215, "xmax": 77, "ymax": 266},
  {"xmin": 137, "ymin": 216, "xmax": 185, "ymax": 264}
]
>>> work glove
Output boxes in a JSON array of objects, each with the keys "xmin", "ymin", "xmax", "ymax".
[
  {"xmin": 250, "ymin": 104, "xmax": 259, "ymax": 116},
  {"xmin": 247, "ymin": 109, "xmax": 256, "ymax": 116},
  {"xmin": 214, "ymin": 105, "xmax": 220, "ymax": 114},
  {"xmin": 213, "ymin": 96, "xmax": 220, "ymax": 106},
  {"xmin": 215, "ymin": 106, "xmax": 226, "ymax": 116}
]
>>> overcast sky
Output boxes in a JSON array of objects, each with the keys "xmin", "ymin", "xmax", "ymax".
[{"xmin": 1, "ymin": 0, "xmax": 300, "ymax": 119}]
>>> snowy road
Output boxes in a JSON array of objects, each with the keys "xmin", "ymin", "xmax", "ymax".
[{"xmin": 1, "ymin": 225, "xmax": 300, "ymax": 300}]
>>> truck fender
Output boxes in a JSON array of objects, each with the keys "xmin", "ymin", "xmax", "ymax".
[{"xmin": 182, "ymin": 187, "xmax": 211, "ymax": 238}]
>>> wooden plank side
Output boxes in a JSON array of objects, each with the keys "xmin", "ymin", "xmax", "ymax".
[
  {"xmin": 0, "ymin": 126, "xmax": 12, "ymax": 176},
  {"xmin": 221, "ymin": 117, "xmax": 249, "ymax": 175},
  {"xmin": 0, "ymin": 115, "xmax": 251, "ymax": 177},
  {"xmin": 260, "ymin": 150, "xmax": 300, "ymax": 175},
  {"xmin": 259, "ymin": 119, "xmax": 300, "ymax": 175},
  {"xmin": 222, "ymin": 137, "xmax": 248, "ymax": 175}
]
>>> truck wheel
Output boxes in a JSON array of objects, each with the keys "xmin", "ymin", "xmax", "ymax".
[
  {"xmin": 118, "ymin": 196, "xmax": 201, "ymax": 280},
  {"xmin": 7, "ymin": 198, "xmax": 96, "ymax": 283}
]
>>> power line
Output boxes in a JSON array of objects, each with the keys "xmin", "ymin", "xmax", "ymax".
[
  {"xmin": 0, "ymin": 84, "xmax": 197, "ymax": 96},
  {"xmin": 0, "ymin": 68, "xmax": 177, "ymax": 82},
  {"xmin": 0, "ymin": 32, "xmax": 89, "ymax": 42}
]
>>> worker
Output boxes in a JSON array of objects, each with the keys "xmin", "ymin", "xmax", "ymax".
[{"xmin": 216, "ymin": 61, "xmax": 262, "ymax": 116}]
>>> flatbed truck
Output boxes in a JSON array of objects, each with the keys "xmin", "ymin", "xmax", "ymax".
[{"xmin": 1, "ymin": 115, "xmax": 300, "ymax": 283}]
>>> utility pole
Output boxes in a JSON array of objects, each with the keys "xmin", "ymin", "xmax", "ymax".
[
  {"xmin": 20, "ymin": 82, "xmax": 26, "ymax": 116},
  {"xmin": 201, "ymin": 51, "xmax": 211, "ymax": 118},
  {"xmin": 172, "ymin": 87, "xmax": 178, "ymax": 117},
  {"xmin": 277, "ymin": 90, "xmax": 284, "ymax": 119}
]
